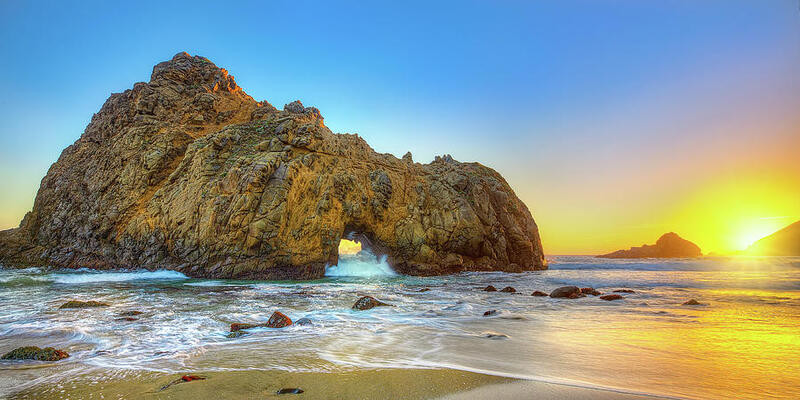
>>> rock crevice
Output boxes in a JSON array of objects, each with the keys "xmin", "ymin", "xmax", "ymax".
[{"xmin": 0, "ymin": 53, "xmax": 546, "ymax": 279}]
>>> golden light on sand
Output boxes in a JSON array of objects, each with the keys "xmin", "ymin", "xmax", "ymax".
[{"xmin": 338, "ymin": 239, "xmax": 362, "ymax": 255}]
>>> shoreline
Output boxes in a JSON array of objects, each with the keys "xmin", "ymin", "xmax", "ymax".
[{"xmin": 7, "ymin": 367, "xmax": 666, "ymax": 400}]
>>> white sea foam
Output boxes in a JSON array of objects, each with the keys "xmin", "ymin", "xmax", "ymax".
[
  {"xmin": 324, "ymin": 249, "xmax": 397, "ymax": 277},
  {"xmin": 49, "ymin": 269, "xmax": 188, "ymax": 284}
]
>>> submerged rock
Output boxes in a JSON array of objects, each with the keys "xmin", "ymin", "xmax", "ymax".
[
  {"xmin": 613, "ymin": 289, "xmax": 635, "ymax": 293},
  {"xmin": 483, "ymin": 332, "xmax": 509, "ymax": 339},
  {"xmin": 682, "ymin": 299, "xmax": 702, "ymax": 306},
  {"xmin": 530, "ymin": 290, "xmax": 548, "ymax": 297},
  {"xmin": 230, "ymin": 311, "xmax": 293, "ymax": 331},
  {"xmin": 294, "ymin": 318, "xmax": 313, "ymax": 326},
  {"xmin": 1, "ymin": 346, "xmax": 69, "ymax": 361},
  {"xmin": 499, "ymin": 286, "xmax": 516, "ymax": 293},
  {"xmin": 118, "ymin": 310, "xmax": 144, "ymax": 316},
  {"xmin": 549, "ymin": 286, "xmax": 584, "ymax": 299},
  {"xmin": 483, "ymin": 285, "xmax": 497, "ymax": 292},
  {"xmin": 226, "ymin": 331, "xmax": 248, "ymax": 338},
  {"xmin": 598, "ymin": 232, "xmax": 702, "ymax": 259},
  {"xmin": 483, "ymin": 310, "xmax": 498, "ymax": 317},
  {"xmin": 581, "ymin": 287, "xmax": 602, "ymax": 296},
  {"xmin": 230, "ymin": 323, "xmax": 259, "ymax": 332},
  {"xmin": 352, "ymin": 296, "xmax": 391, "ymax": 311},
  {"xmin": 59, "ymin": 300, "xmax": 109, "ymax": 309},
  {"xmin": 418, "ymin": 288, "xmax": 431, "ymax": 292},
  {"xmin": 277, "ymin": 388, "xmax": 305, "ymax": 395},
  {"xmin": 599, "ymin": 294, "xmax": 623, "ymax": 301}
]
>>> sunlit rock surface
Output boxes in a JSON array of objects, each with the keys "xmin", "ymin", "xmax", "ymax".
[{"xmin": 0, "ymin": 52, "xmax": 546, "ymax": 279}]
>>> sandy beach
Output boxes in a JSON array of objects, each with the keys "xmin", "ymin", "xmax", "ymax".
[{"xmin": 7, "ymin": 367, "xmax": 668, "ymax": 400}]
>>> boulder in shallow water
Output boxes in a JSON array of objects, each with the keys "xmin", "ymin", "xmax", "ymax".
[
  {"xmin": 230, "ymin": 323, "xmax": 260, "ymax": 332},
  {"xmin": 599, "ymin": 294, "xmax": 623, "ymax": 301},
  {"xmin": 118, "ymin": 310, "xmax": 143, "ymax": 316},
  {"xmin": 483, "ymin": 285, "xmax": 497, "ymax": 292},
  {"xmin": 59, "ymin": 300, "xmax": 109, "ymax": 309},
  {"xmin": 277, "ymin": 388, "xmax": 305, "ymax": 395},
  {"xmin": 581, "ymin": 287, "xmax": 602, "ymax": 296},
  {"xmin": 682, "ymin": 299, "xmax": 702, "ymax": 306},
  {"xmin": 295, "ymin": 318, "xmax": 313, "ymax": 326},
  {"xmin": 500, "ymin": 286, "xmax": 516, "ymax": 293},
  {"xmin": 1, "ymin": 346, "xmax": 69, "ymax": 361},
  {"xmin": 266, "ymin": 311, "xmax": 292, "ymax": 328},
  {"xmin": 531, "ymin": 290, "xmax": 548, "ymax": 297},
  {"xmin": 549, "ymin": 286, "xmax": 584, "ymax": 299},
  {"xmin": 352, "ymin": 296, "xmax": 392, "ymax": 310},
  {"xmin": 613, "ymin": 289, "xmax": 635, "ymax": 293},
  {"xmin": 483, "ymin": 310, "xmax": 498, "ymax": 317}
]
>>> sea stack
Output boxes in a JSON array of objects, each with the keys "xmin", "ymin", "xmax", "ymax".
[
  {"xmin": 0, "ymin": 52, "xmax": 546, "ymax": 279},
  {"xmin": 598, "ymin": 232, "xmax": 701, "ymax": 259}
]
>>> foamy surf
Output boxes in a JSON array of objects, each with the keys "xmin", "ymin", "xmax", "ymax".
[
  {"xmin": 48, "ymin": 269, "xmax": 188, "ymax": 284},
  {"xmin": 324, "ymin": 249, "xmax": 398, "ymax": 277}
]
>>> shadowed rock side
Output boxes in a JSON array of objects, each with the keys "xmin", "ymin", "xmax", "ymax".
[
  {"xmin": 0, "ymin": 52, "xmax": 546, "ymax": 279},
  {"xmin": 597, "ymin": 232, "xmax": 701, "ymax": 259},
  {"xmin": 746, "ymin": 220, "xmax": 800, "ymax": 256}
]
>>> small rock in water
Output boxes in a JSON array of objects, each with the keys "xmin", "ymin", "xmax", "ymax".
[
  {"xmin": 230, "ymin": 323, "xmax": 259, "ymax": 332},
  {"xmin": 266, "ymin": 311, "xmax": 293, "ymax": 328},
  {"xmin": 549, "ymin": 286, "xmax": 584, "ymax": 299},
  {"xmin": 613, "ymin": 289, "xmax": 635, "ymax": 293},
  {"xmin": 483, "ymin": 310, "xmax": 498, "ymax": 317},
  {"xmin": 418, "ymin": 288, "xmax": 431, "ymax": 292},
  {"xmin": 116, "ymin": 317, "xmax": 138, "ymax": 322},
  {"xmin": 531, "ymin": 290, "xmax": 548, "ymax": 297},
  {"xmin": 500, "ymin": 286, "xmax": 516, "ymax": 293},
  {"xmin": 277, "ymin": 388, "xmax": 304, "ymax": 395},
  {"xmin": 118, "ymin": 310, "xmax": 144, "ymax": 316},
  {"xmin": 483, "ymin": 285, "xmax": 497, "ymax": 292},
  {"xmin": 483, "ymin": 332, "xmax": 509, "ymax": 339},
  {"xmin": 599, "ymin": 294, "xmax": 623, "ymax": 301},
  {"xmin": 682, "ymin": 299, "xmax": 702, "ymax": 306},
  {"xmin": 352, "ymin": 296, "xmax": 391, "ymax": 310},
  {"xmin": 181, "ymin": 375, "xmax": 205, "ymax": 382},
  {"xmin": 1, "ymin": 346, "xmax": 69, "ymax": 361},
  {"xmin": 581, "ymin": 287, "xmax": 602, "ymax": 296},
  {"xmin": 295, "ymin": 318, "xmax": 313, "ymax": 326},
  {"xmin": 226, "ymin": 331, "xmax": 248, "ymax": 338},
  {"xmin": 59, "ymin": 300, "xmax": 109, "ymax": 309}
]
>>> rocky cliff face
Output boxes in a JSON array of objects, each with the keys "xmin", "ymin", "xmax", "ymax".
[
  {"xmin": 747, "ymin": 220, "xmax": 800, "ymax": 256},
  {"xmin": 0, "ymin": 53, "xmax": 546, "ymax": 279},
  {"xmin": 597, "ymin": 232, "xmax": 701, "ymax": 259}
]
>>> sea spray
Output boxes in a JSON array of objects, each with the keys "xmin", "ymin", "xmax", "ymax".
[{"xmin": 325, "ymin": 248, "xmax": 398, "ymax": 277}]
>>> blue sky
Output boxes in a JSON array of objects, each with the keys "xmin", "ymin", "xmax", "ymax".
[{"xmin": 1, "ymin": 0, "xmax": 798, "ymax": 253}]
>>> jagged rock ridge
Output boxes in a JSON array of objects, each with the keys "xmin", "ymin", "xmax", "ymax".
[
  {"xmin": 598, "ymin": 232, "xmax": 701, "ymax": 259},
  {"xmin": 0, "ymin": 52, "xmax": 546, "ymax": 279}
]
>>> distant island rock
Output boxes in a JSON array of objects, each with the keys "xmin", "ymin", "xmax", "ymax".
[
  {"xmin": 0, "ymin": 52, "xmax": 546, "ymax": 279},
  {"xmin": 597, "ymin": 232, "xmax": 702, "ymax": 259},
  {"xmin": 746, "ymin": 220, "xmax": 800, "ymax": 256}
]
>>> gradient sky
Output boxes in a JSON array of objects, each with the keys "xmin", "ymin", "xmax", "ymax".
[{"xmin": 1, "ymin": 0, "xmax": 798, "ymax": 255}]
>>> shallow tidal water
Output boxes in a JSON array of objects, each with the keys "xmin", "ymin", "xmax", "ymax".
[{"xmin": 1, "ymin": 256, "xmax": 799, "ymax": 399}]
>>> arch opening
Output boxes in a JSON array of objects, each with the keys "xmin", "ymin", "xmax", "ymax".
[{"xmin": 324, "ymin": 231, "xmax": 397, "ymax": 277}]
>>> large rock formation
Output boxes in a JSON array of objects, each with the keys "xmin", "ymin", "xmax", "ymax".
[
  {"xmin": 598, "ymin": 232, "xmax": 701, "ymax": 259},
  {"xmin": 746, "ymin": 220, "xmax": 800, "ymax": 256},
  {"xmin": 0, "ymin": 53, "xmax": 546, "ymax": 279}
]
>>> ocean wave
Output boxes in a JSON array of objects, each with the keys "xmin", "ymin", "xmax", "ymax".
[{"xmin": 50, "ymin": 269, "xmax": 188, "ymax": 284}]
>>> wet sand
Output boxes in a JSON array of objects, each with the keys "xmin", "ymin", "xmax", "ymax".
[{"xmin": 8, "ymin": 367, "xmax": 662, "ymax": 399}]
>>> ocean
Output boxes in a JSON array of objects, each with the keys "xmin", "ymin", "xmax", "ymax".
[{"xmin": 1, "ymin": 255, "xmax": 799, "ymax": 399}]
